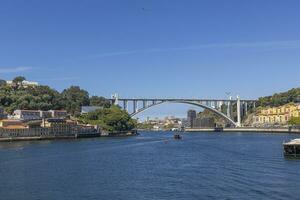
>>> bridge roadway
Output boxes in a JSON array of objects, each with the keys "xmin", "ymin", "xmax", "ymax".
[{"xmin": 111, "ymin": 98, "xmax": 256, "ymax": 102}]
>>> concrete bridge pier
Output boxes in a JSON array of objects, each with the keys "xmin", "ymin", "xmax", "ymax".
[
  {"xmin": 237, "ymin": 96, "xmax": 241, "ymax": 127},
  {"xmin": 133, "ymin": 100, "xmax": 137, "ymax": 113},
  {"xmin": 227, "ymin": 97, "xmax": 232, "ymax": 118},
  {"xmin": 123, "ymin": 100, "xmax": 128, "ymax": 112}
]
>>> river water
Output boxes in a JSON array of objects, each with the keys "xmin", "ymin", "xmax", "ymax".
[{"xmin": 0, "ymin": 131, "xmax": 300, "ymax": 200}]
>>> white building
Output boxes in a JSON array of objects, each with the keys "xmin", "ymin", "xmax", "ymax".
[
  {"xmin": 6, "ymin": 80, "xmax": 39, "ymax": 87},
  {"xmin": 49, "ymin": 110, "xmax": 68, "ymax": 119},
  {"xmin": 13, "ymin": 110, "xmax": 68, "ymax": 120}
]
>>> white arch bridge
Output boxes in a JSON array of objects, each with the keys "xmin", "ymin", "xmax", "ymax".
[{"xmin": 109, "ymin": 96, "xmax": 257, "ymax": 127}]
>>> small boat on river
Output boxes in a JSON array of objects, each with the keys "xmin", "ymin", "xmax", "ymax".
[
  {"xmin": 283, "ymin": 139, "xmax": 300, "ymax": 157},
  {"xmin": 174, "ymin": 134, "xmax": 182, "ymax": 140}
]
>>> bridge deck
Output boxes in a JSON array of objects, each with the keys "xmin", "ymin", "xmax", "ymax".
[{"xmin": 109, "ymin": 98, "xmax": 257, "ymax": 102}]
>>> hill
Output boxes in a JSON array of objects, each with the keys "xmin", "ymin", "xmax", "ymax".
[
  {"xmin": 0, "ymin": 77, "xmax": 136, "ymax": 132},
  {"xmin": 0, "ymin": 76, "xmax": 110, "ymax": 115},
  {"xmin": 257, "ymin": 88, "xmax": 300, "ymax": 108}
]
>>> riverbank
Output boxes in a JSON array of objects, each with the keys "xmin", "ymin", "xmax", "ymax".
[
  {"xmin": 185, "ymin": 127, "xmax": 300, "ymax": 133},
  {"xmin": 0, "ymin": 130, "xmax": 138, "ymax": 142},
  {"xmin": 0, "ymin": 134, "xmax": 97, "ymax": 142}
]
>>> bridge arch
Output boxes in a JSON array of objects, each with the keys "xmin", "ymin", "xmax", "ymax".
[{"xmin": 130, "ymin": 100, "xmax": 237, "ymax": 127}]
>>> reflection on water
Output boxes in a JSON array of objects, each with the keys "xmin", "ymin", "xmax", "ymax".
[{"xmin": 0, "ymin": 131, "xmax": 300, "ymax": 200}]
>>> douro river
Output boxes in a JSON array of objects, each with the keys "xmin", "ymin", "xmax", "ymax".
[{"xmin": 0, "ymin": 131, "xmax": 300, "ymax": 200}]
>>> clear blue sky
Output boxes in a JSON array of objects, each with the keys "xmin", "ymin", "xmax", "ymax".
[{"xmin": 1, "ymin": 0, "xmax": 300, "ymax": 119}]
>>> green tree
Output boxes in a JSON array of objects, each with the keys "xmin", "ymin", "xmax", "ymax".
[
  {"xmin": 13, "ymin": 76, "xmax": 26, "ymax": 83},
  {"xmin": 288, "ymin": 117, "xmax": 300, "ymax": 125},
  {"xmin": 11, "ymin": 76, "xmax": 26, "ymax": 89},
  {"xmin": 257, "ymin": 88, "xmax": 300, "ymax": 107},
  {"xmin": 81, "ymin": 105, "xmax": 136, "ymax": 132},
  {"xmin": 90, "ymin": 96, "xmax": 111, "ymax": 108},
  {"xmin": 0, "ymin": 79, "xmax": 66, "ymax": 113},
  {"xmin": 0, "ymin": 79, "xmax": 6, "ymax": 87},
  {"xmin": 13, "ymin": 76, "xmax": 26, "ymax": 85},
  {"xmin": 137, "ymin": 123, "xmax": 153, "ymax": 130},
  {"xmin": 61, "ymin": 86, "xmax": 90, "ymax": 115}
]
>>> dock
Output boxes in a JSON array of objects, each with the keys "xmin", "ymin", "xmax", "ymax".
[{"xmin": 283, "ymin": 139, "xmax": 300, "ymax": 157}]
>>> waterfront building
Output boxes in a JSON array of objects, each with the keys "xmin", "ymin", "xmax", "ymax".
[
  {"xmin": 0, "ymin": 119, "xmax": 97, "ymax": 139},
  {"xmin": 49, "ymin": 110, "xmax": 68, "ymax": 119},
  {"xmin": 254, "ymin": 103, "xmax": 300, "ymax": 126},
  {"xmin": 0, "ymin": 119, "xmax": 26, "ymax": 129},
  {"xmin": 41, "ymin": 118, "xmax": 65, "ymax": 127},
  {"xmin": 27, "ymin": 120, "xmax": 43, "ymax": 128},
  {"xmin": 13, "ymin": 110, "xmax": 41, "ymax": 121},
  {"xmin": 187, "ymin": 110, "xmax": 197, "ymax": 128},
  {"xmin": 40, "ymin": 111, "xmax": 52, "ymax": 118},
  {"xmin": 13, "ymin": 110, "xmax": 67, "ymax": 120},
  {"xmin": 140, "ymin": 116, "xmax": 183, "ymax": 130}
]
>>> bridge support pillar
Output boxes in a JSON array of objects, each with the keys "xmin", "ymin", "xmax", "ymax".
[
  {"xmin": 123, "ymin": 100, "xmax": 128, "ymax": 111},
  {"xmin": 227, "ymin": 97, "xmax": 232, "ymax": 118},
  {"xmin": 237, "ymin": 96, "xmax": 241, "ymax": 127},
  {"xmin": 133, "ymin": 100, "xmax": 138, "ymax": 113},
  {"xmin": 218, "ymin": 101, "xmax": 223, "ymax": 111},
  {"xmin": 152, "ymin": 100, "xmax": 155, "ymax": 106}
]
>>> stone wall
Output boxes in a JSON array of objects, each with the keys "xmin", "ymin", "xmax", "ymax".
[{"xmin": 0, "ymin": 125, "xmax": 96, "ymax": 138}]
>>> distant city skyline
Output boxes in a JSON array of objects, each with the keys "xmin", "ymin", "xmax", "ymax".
[{"xmin": 1, "ymin": 0, "xmax": 300, "ymax": 118}]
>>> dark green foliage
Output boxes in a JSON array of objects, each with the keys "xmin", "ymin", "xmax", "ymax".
[
  {"xmin": 12, "ymin": 76, "xmax": 26, "ymax": 89},
  {"xmin": 80, "ymin": 106, "xmax": 137, "ymax": 132},
  {"xmin": 198, "ymin": 109, "xmax": 221, "ymax": 125},
  {"xmin": 90, "ymin": 96, "xmax": 111, "ymax": 108},
  {"xmin": 0, "ymin": 77, "xmax": 106, "ymax": 115},
  {"xmin": 288, "ymin": 117, "xmax": 300, "ymax": 125},
  {"xmin": 137, "ymin": 123, "xmax": 153, "ymax": 130},
  {"xmin": 221, "ymin": 104, "xmax": 227, "ymax": 114},
  {"xmin": 257, "ymin": 88, "xmax": 300, "ymax": 107},
  {"xmin": 0, "ymin": 84, "xmax": 65, "ymax": 113},
  {"xmin": 13, "ymin": 76, "xmax": 26, "ymax": 83},
  {"xmin": 61, "ymin": 86, "xmax": 90, "ymax": 115},
  {"xmin": 0, "ymin": 79, "xmax": 6, "ymax": 87}
]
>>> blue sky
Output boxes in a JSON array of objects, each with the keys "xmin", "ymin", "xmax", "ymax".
[{"xmin": 1, "ymin": 0, "xmax": 300, "ymax": 119}]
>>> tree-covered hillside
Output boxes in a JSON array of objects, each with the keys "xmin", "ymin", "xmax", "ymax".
[
  {"xmin": 257, "ymin": 88, "xmax": 300, "ymax": 107},
  {"xmin": 0, "ymin": 77, "xmax": 137, "ymax": 131},
  {"xmin": 0, "ymin": 77, "xmax": 110, "ymax": 115}
]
